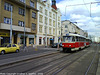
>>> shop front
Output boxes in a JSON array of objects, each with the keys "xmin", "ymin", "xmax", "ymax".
[
  {"xmin": 0, "ymin": 32, "xmax": 10, "ymax": 46},
  {"xmin": 18, "ymin": 34, "xmax": 35, "ymax": 46}
]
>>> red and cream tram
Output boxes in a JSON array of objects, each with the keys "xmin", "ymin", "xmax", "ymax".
[{"xmin": 62, "ymin": 33, "xmax": 91, "ymax": 52}]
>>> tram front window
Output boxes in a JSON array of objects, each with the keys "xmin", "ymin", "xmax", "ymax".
[{"xmin": 64, "ymin": 36, "xmax": 72, "ymax": 42}]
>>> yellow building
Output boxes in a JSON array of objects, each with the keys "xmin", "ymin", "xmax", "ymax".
[{"xmin": 0, "ymin": 0, "xmax": 38, "ymax": 46}]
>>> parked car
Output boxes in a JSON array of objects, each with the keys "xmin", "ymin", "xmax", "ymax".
[
  {"xmin": 51, "ymin": 43, "xmax": 62, "ymax": 48},
  {"xmin": 0, "ymin": 44, "xmax": 20, "ymax": 55}
]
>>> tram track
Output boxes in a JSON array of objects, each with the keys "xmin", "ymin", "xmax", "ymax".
[
  {"xmin": 0, "ymin": 52, "xmax": 72, "ymax": 73},
  {"xmin": 85, "ymin": 44, "xmax": 100, "ymax": 75},
  {"xmin": 53, "ymin": 44, "xmax": 98, "ymax": 75},
  {"xmin": 0, "ymin": 44, "xmax": 97, "ymax": 74}
]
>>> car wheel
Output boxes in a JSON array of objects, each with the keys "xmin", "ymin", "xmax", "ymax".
[
  {"xmin": 1, "ymin": 50, "xmax": 5, "ymax": 55},
  {"xmin": 16, "ymin": 50, "xmax": 19, "ymax": 53}
]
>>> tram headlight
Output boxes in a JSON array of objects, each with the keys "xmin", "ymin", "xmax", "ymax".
[{"xmin": 62, "ymin": 45, "xmax": 64, "ymax": 46}]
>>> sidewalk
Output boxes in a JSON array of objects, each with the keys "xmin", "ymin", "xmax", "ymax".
[{"xmin": 20, "ymin": 45, "xmax": 51, "ymax": 50}]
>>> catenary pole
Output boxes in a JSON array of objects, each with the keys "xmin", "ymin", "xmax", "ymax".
[
  {"xmin": 10, "ymin": 6, "xmax": 12, "ymax": 44},
  {"xmin": 24, "ymin": 0, "xmax": 26, "ymax": 48}
]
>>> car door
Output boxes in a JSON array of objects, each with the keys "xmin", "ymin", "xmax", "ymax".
[
  {"xmin": 6, "ymin": 44, "xmax": 12, "ymax": 53},
  {"xmin": 11, "ymin": 44, "xmax": 17, "ymax": 52}
]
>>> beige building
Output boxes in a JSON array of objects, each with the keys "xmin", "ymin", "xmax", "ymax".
[
  {"xmin": 0, "ymin": 0, "xmax": 38, "ymax": 46},
  {"xmin": 36, "ymin": 0, "xmax": 61, "ymax": 46},
  {"xmin": 61, "ymin": 20, "xmax": 88, "ymax": 37}
]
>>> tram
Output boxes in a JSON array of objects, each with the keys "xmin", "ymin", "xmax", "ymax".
[{"xmin": 62, "ymin": 33, "xmax": 91, "ymax": 52}]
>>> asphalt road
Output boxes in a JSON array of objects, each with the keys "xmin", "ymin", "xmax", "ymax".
[
  {"xmin": 0, "ymin": 47, "xmax": 57, "ymax": 60},
  {"xmin": 0, "ymin": 44, "xmax": 99, "ymax": 75}
]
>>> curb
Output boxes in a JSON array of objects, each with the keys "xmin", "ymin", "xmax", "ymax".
[{"xmin": 0, "ymin": 51, "xmax": 59, "ymax": 68}]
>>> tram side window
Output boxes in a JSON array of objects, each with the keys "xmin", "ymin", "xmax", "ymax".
[
  {"xmin": 79, "ymin": 37, "xmax": 81, "ymax": 42},
  {"xmin": 76, "ymin": 36, "xmax": 79, "ymax": 42},
  {"xmin": 72, "ymin": 36, "xmax": 75, "ymax": 42}
]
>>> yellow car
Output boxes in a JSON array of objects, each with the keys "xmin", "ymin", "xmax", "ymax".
[{"xmin": 0, "ymin": 44, "xmax": 20, "ymax": 55}]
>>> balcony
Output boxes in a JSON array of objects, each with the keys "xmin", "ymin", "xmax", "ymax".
[
  {"xmin": 0, "ymin": 23, "xmax": 31, "ymax": 32},
  {"xmin": 9, "ymin": 0, "xmax": 38, "ymax": 11}
]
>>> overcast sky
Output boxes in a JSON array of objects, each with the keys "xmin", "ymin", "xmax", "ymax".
[{"xmin": 56, "ymin": 0, "xmax": 100, "ymax": 37}]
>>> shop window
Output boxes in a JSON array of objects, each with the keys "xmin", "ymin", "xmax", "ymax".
[
  {"xmin": 4, "ymin": 2, "xmax": 13, "ymax": 12},
  {"xmin": 20, "ymin": 38, "xmax": 24, "ymax": 44},
  {"xmin": 39, "ymin": 38, "xmax": 42, "ymax": 45},
  {"xmin": 29, "ymin": 38, "xmax": 34, "ymax": 44}
]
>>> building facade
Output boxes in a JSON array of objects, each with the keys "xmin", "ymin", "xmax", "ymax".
[
  {"xmin": 61, "ymin": 20, "xmax": 88, "ymax": 37},
  {"xmin": 0, "ymin": 0, "xmax": 38, "ymax": 46},
  {"xmin": 36, "ymin": 0, "xmax": 61, "ymax": 45}
]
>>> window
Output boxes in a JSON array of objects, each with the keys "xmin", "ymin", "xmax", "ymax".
[
  {"xmin": 53, "ymin": 21, "xmax": 55, "ymax": 27},
  {"xmin": 48, "ymin": 4, "xmax": 49, "ymax": 8},
  {"xmin": 65, "ymin": 25, "xmax": 68, "ymax": 28},
  {"xmin": 4, "ymin": 17, "xmax": 11, "ymax": 24},
  {"xmin": 29, "ymin": 38, "xmax": 34, "ymax": 44},
  {"xmin": 39, "ymin": 15, "xmax": 43, "ymax": 23},
  {"xmin": 39, "ymin": 25, "xmax": 42, "ymax": 33},
  {"xmin": 18, "ymin": 21, "xmax": 24, "ymax": 27},
  {"xmin": 20, "ymin": 0, "xmax": 25, "ymax": 3},
  {"xmin": 7, "ymin": 44, "xmax": 11, "ymax": 47},
  {"xmin": 45, "ymin": 9, "xmax": 47, "ymax": 15},
  {"xmin": 4, "ymin": 2, "xmax": 13, "ymax": 12},
  {"xmin": 30, "ymin": 1, "xmax": 34, "ymax": 8},
  {"xmin": 72, "ymin": 36, "xmax": 75, "ymax": 42},
  {"xmin": 32, "ymin": 23, "xmax": 36, "ymax": 30},
  {"xmin": 45, "ymin": 17, "xmax": 48, "ymax": 24},
  {"xmin": 39, "ymin": 6, "xmax": 43, "ymax": 13},
  {"xmin": 58, "ymin": 22, "xmax": 60, "ymax": 27},
  {"xmin": 65, "ymin": 30, "xmax": 67, "ymax": 32},
  {"xmin": 49, "ymin": 12, "xmax": 52, "ymax": 17},
  {"xmin": 58, "ymin": 17, "xmax": 60, "ymax": 21},
  {"xmin": 19, "ymin": 8, "xmax": 25, "ymax": 16},
  {"xmin": 32, "ymin": 12, "xmax": 36, "ymax": 18},
  {"xmin": 12, "ymin": 44, "xmax": 16, "ymax": 47},
  {"xmin": 53, "ymin": 14, "xmax": 55, "ymax": 19},
  {"xmin": 49, "ymin": 27, "xmax": 51, "ymax": 34},
  {"xmin": 59, "ymin": 31, "xmax": 60, "ymax": 35},
  {"xmin": 49, "ymin": 19, "xmax": 52, "ymax": 25},
  {"xmin": 53, "ymin": 28, "xmax": 55, "ymax": 35}
]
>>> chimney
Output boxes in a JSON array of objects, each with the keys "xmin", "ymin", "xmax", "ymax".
[{"xmin": 52, "ymin": 0, "xmax": 57, "ymax": 10}]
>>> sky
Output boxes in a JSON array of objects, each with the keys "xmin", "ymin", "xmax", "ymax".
[{"xmin": 56, "ymin": 0, "xmax": 100, "ymax": 37}]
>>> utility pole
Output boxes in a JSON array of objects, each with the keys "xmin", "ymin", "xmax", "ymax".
[
  {"xmin": 10, "ymin": 6, "xmax": 12, "ymax": 44},
  {"xmin": 45, "ymin": 22, "xmax": 47, "ymax": 48},
  {"xmin": 24, "ymin": 0, "xmax": 26, "ymax": 48}
]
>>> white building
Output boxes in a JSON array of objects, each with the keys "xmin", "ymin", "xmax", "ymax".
[
  {"xmin": 61, "ymin": 20, "xmax": 88, "ymax": 37},
  {"xmin": 37, "ymin": 0, "xmax": 61, "ymax": 45}
]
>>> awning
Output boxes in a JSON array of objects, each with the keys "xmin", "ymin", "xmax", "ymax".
[{"xmin": 50, "ymin": 39, "xmax": 54, "ymax": 40}]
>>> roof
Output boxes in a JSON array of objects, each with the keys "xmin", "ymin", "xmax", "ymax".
[{"xmin": 64, "ymin": 33, "xmax": 86, "ymax": 38}]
